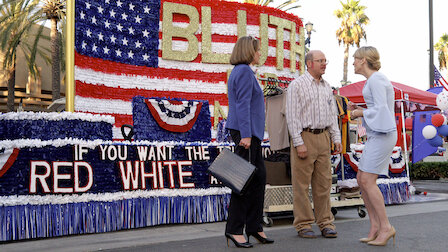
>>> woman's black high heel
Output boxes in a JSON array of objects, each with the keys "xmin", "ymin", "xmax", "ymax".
[
  {"xmin": 246, "ymin": 232, "xmax": 274, "ymax": 244},
  {"xmin": 225, "ymin": 233, "xmax": 253, "ymax": 248}
]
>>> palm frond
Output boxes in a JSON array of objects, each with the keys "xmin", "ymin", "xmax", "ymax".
[
  {"xmin": 282, "ymin": 5, "xmax": 301, "ymax": 12},
  {"xmin": 334, "ymin": 0, "xmax": 369, "ymax": 82},
  {"xmin": 241, "ymin": 0, "xmax": 300, "ymax": 11},
  {"xmin": 1, "ymin": 0, "xmax": 65, "ymax": 102},
  {"xmin": 436, "ymin": 34, "xmax": 448, "ymax": 70},
  {"xmin": 334, "ymin": 0, "xmax": 369, "ymax": 47}
]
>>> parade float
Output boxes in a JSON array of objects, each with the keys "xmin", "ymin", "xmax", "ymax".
[
  {"xmin": 0, "ymin": 0, "xmax": 305, "ymax": 241},
  {"xmin": 0, "ymin": 0, "xmax": 427, "ymax": 242}
]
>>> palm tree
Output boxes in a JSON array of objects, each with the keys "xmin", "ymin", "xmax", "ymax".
[
  {"xmin": 435, "ymin": 33, "xmax": 448, "ymax": 70},
  {"xmin": 334, "ymin": 0, "xmax": 369, "ymax": 85},
  {"xmin": 1, "ymin": 0, "xmax": 65, "ymax": 111},
  {"xmin": 42, "ymin": 0, "xmax": 65, "ymax": 101},
  {"xmin": 0, "ymin": 0, "xmax": 50, "ymax": 111}
]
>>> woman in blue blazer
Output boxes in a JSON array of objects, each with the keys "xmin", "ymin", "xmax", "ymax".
[{"xmin": 225, "ymin": 36, "xmax": 273, "ymax": 248}]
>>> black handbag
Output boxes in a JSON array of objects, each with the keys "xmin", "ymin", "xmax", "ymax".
[{"xmin": 207, "ymin": 148, "xmax": 257, "ymax": 195}]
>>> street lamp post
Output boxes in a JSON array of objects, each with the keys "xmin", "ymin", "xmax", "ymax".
[{"xmin": 304, "ymin": 22, "xmax": 314, "ymax": 47}]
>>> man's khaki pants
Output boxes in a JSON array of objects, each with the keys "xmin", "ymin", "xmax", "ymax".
[{"xmin": 291, "ymin": 130, "xmax": 335, "ymax": 231}]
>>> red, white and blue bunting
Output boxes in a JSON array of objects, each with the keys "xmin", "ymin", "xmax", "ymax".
[
  {"xmin": 0, "ymin": 148, "xmax": 19, "ymax": 178},
  {"xmin": 133, "ymin": 96, "xmax": 211, "ymax": 142},
  {"xmin": 145, "ymin": 98, "xmax": 203, "ymax": 132},
  {"xmin": 332, "ymin": 145, "xmax": 406, "ymax": 175},
  {"xmin": 343, "ymin": 147, "xmax": 405, "ymax": 174},
  {"xmin": 331, "ymin": 144, "xmax": 409, "ymax": 205}
]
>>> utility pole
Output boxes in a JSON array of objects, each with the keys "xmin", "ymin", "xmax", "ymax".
[{"xmin": 429, "ymin": 0, "xmax": 434, "ymax": 88}]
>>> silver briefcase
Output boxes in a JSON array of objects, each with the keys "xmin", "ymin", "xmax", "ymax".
[{"xmin": 207, "ymin": 148, "xmax": 256, "ymax": 195}]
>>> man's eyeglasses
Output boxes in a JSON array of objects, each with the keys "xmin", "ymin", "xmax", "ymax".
[{"xmin": 313, "ymin": 59, "xmax": 329, "ymax": 64}]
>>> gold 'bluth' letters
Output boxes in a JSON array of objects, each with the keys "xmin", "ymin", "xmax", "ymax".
[
  {"xmin": 161, "ymin": 2, "xmax": 304, "ymax": 73},
  {"xmin": 237, "ymin": 10, "xmax": 247, "ymax": 39},
  {"xmin": 162, "ymin": 2, "xmax": 199, "ymax": 61},
  {"xmin": 258, "ymin": 13, "xmax": 269, "ymax": 66},
  {"xmin": 201, "ymin": 7, "xmax": 230, "ymax": 63}
]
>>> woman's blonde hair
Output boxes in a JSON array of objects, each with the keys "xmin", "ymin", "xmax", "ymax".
[
  {"xmin": 354, "ymin": 46, "xmax": 381, "ymax": 71},
  {"xmin": 229, "ymin": 36, "xmax": 260, "ymax": 65}
]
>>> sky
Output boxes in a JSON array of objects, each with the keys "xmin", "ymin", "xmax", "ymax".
[{"xmin": 272, "ymin": 0, "xmax": 448, "ymax": 91}]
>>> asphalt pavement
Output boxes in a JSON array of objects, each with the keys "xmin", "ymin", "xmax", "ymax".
[
  {"xmin": 412, "ymin": 179, "xmax": 448, "ymax": 194},
  {"xmin": 1, "ymin": 180, "xmax": 448, "ymax": 252}
]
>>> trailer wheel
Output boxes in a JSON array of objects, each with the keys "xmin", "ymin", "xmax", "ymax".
[
  {"xmin": 358, "ymin": 207, "xmax": 366, "ymax": 218},
  {"xmin": 331, "ymin": 207, "xmax": 338, "ymax": 216},
  {"xmin": 262, "ymin": 216, "xmax": 273, "ymax": 227}
]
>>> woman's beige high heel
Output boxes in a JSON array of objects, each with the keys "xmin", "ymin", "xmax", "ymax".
[
  {"xmin": 367, "ymin": 226, "xmax": 396, "ymax": 246},
  {"xmin": 359, "ymin": 233, "xmax": 377, "ymax": 243}
]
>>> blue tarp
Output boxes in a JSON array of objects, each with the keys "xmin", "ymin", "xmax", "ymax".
[{"xmin": 427, "ymin": 87, "xmax": 443, "ymax": 94}]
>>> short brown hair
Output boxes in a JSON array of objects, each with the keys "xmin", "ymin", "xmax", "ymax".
[
  {"xmin": 354, "ymin": 46, "xmax": 381, "ymax": 71},
  {"xmin": 229, "ymin": 36, "xmax": 260, "ymax": 65},
  {"xmin": 305, "ymin": 51, "xmax": 314, "ymax": 65}
]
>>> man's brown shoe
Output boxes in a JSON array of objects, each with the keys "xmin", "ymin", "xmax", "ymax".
[
  {"xmin": 321, "ymin": 228, "xmax": 337, "ymax": 238},
  {"xmin": 298, "ymin": 229, "xmax": 317, "ymax": 238}
]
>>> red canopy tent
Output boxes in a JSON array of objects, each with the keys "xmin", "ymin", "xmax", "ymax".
[
  {"xmin": 338, "ymin": 80, "xmax": 438, "ymax": 180},
  {"xmin": 339, "ymin": 80, "xmax": 437, "ymax": 106}
]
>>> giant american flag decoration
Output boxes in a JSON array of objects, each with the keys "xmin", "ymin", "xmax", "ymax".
[{"xmin": 74, "ymin": 0, "xmax": 304, "ymax": 140}]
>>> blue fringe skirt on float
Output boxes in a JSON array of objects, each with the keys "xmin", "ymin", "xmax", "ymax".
[{"xmin": 0, "ymin": 189, "xmax": 231, "ymax": 242}]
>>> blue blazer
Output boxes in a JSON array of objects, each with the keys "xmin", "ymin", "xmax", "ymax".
[{"xmin": 226, "ymin": 64, "xmax": 265, "ymax": 140}]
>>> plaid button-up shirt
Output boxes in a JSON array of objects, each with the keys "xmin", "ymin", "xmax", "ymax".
[{"xmin": 286, "ymin": 71, "xmax": 341, "ymax": 147}]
